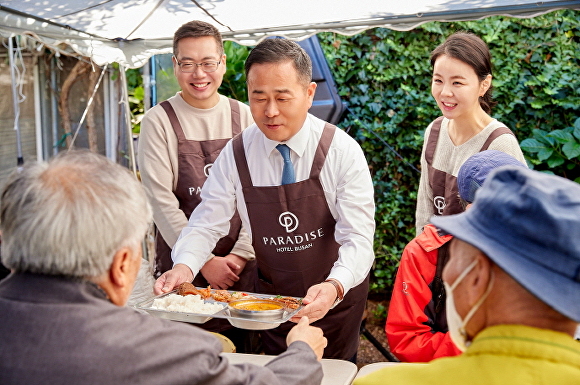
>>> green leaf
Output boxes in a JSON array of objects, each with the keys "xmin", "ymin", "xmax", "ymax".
[
  {"xmin": 532, "ymin": 129, "xmax": 555, "ymax": 146},
  {"xmin": 358, "ymin": 84, "xmax": 369, "ymax": 93},
  {"xmin": 520, "ymin": 138, "xmax": 548, "ymax": 153},
  {"xmin": 562, "ymin": 141, "xmax": 580, "ymax": 160},
  {"xmin": 547, "ymin": 154, "xmax": 566, "ymax": 168},
  {"xmin": 548, "ymin": 129, "xmax": 574, "ymax": 144},
  {"xmin": 537, "ymin": 147, "xmax": 554, "ymax": 161},
  {"xmin": 574, "ymin": 118, "xmax": 580, "ymax": 140},
  {"xmin": 133, "ymin": 86, "xmax": 144, "ymax": 99},
  {"xmin": 369, "ymin": 102, "xmax": 382, "ymax": 114},
  {"xmin": 542, "ymin": 87, "xmax": 560, "ymax": 96}
]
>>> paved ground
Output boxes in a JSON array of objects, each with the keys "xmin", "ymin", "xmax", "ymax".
[{"xmin": 356, "ymin": 297, "xmax": 393, "ymax": 368}]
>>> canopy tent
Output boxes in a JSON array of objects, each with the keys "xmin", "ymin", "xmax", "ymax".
[{"xmin": 1, "ymin": 0, "xmax": 579, "ymax": 68}]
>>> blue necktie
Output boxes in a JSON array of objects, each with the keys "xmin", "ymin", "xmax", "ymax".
[{"xmin": 276, "ymin": 144, "xmax": 295, "ymax": 185}]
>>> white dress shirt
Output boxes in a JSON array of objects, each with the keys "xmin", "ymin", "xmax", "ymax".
[{"xmin": 172, "ymin": 114, "xmax": 375, "ymax": 294}]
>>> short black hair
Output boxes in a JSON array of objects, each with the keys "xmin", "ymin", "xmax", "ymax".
[
  {"xmin": 245, "ymin": 38, "xmax": 312, "ymax": 86},
  {"xmin": 173, "ymin": 20, "xmax": 223, "ymax": 57}
]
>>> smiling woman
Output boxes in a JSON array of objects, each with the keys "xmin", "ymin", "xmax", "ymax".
[{"xmin": 414, "ymin": 31, "xmax": 527, "ymax": 235}]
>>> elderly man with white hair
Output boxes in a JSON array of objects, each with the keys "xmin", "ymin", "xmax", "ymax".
[{"xmin": 0, "ymin": 150, "xmax": 326, "ymax": 385}]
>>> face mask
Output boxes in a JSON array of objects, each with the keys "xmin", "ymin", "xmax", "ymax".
[{"xmin": 444, "ymin": 259, "xmax": 494, "ymax": 352}]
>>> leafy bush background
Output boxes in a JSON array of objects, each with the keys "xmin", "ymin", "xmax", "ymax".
[
  {"xmin": 317, "ymin": 9, "xmax": 579, "ymax": 295},
  {"xmin": 129, "ymin": 10, "xmax": 580, "ymax": 296}
]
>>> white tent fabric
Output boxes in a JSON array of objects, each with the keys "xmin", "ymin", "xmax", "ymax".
[{"xmin": 1, "ymin": 0, "xmax": 578, "ymax": 68}]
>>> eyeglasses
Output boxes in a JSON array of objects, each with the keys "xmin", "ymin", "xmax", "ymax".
[{"xmin": 174, "ymin": 57, "xmax": 221, "ymax": 73}]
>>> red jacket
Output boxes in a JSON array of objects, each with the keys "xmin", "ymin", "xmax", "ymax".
[{"xmin": 385, "ymin": 224, "xmax": 461, "ymax": 362}]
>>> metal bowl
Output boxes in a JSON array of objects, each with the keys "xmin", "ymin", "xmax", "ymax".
[
  {"xmin": 227, "ymin": 299, "xmax": 286, "ymax": 330},
  {"xmin": 228, "ymin": 299, "xmax": 285, "ymax": 319}
]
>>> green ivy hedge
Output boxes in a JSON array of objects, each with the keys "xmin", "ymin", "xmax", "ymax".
[
  {"xmin": 317, "ymin": 9, "xmax": 580, "ymax": 295},
  {"xmin": 131, "ymin": 10, "xmax": 579, "ymax": 296}
]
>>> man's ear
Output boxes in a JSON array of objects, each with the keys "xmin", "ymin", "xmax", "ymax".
[
  {"xmin": 466, "ymin": 254, "xmax": 493, "ymax": 306},
  {"xmin": 103, "ymin": 246, "xmax": 140, "ymax": 306},
  {"xmin": 306, "ymin": 81, "xmax": 317, "ymax": 106},
  {"xmin": 109, "ymin": 246, "xmax": 133, "ymax": 288}
]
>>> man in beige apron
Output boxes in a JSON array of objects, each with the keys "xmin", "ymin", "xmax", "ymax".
[
  {"xmin": 155, "ymin": 38, "xmax": 375, "ymax": 361},
  {"xmin": 138, "ymin": 21, "xmax": 256, "ymax": 345},
  {"xmin": 139, "ymin": 20, "xmax": 255, "ymax": 285}
]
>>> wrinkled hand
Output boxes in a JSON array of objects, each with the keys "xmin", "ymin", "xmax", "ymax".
[
  {"xmin": 154, "ymin": 263, "xmax": 194, "ymax": 295},
  {"xmin": 287, "ymin": 316, "xmax": 327, "ymax": 361},
  {"xmin": 199, "ymin": 256, "xmax": 241, "ymax": 290},
  {"xmin": 290, "ymin": 282, "xmax": 337, "ymax": 323}
]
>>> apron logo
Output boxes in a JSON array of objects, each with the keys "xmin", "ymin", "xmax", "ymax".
[
  {"xmin": 204, "ymin": 163, "xmax": 213, "ymax": 177},
  {"xmin": 262, "ymin": 214, "xmax": 324, "ymax": 252},
  {"xmin": 189, "ymin": 186, "xmax": 203, "ymax": 195},
  {"xmin": 433, "ymin": 196, "xmax": 446, "ymax": 214},
  {"xmin": 279, "ymin": 211, "xmax": 299, "ymax": 233}
]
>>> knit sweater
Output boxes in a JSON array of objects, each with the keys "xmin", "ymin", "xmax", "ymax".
[
  {"xmin": 138, "ymin": 93, "xmax": 254, "ymax": 253},
  {"xmin": 415, "ymin": 117, "xmax": 526, "ymax": 235}
]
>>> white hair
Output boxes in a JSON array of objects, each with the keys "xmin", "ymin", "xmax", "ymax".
[{"xmin": 0, "ymin": 150, "xmax": 152, "ymax": 278}]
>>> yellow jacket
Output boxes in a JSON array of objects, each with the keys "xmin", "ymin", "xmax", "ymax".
[{"xmin": 355, "ymin": 324, "xmax": 580, "ymax": 385}]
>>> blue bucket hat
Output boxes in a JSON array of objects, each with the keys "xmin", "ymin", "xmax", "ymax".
[
  {"xmin": 432, "ymin": 166, "xmax": 580, "ymax": 322},
  {"xmin": 458, "ymin": 150, "xmax": 526, "ymax": 203}
]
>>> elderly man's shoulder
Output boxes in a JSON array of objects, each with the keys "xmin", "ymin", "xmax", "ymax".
[
  {"xmin": 91, "ymin": 290, "xmax": 224, "ymax": 356},
  {"xmin": 119, "ymin": 304, "xmax": 221, "ymax": 347},
  {"xmin": 356, "ymin": 325, "xmax": 580, "ymax": 385},
  {"xmin": 354, "ymin": 357, "xmax": 461, "ymax": 385}
]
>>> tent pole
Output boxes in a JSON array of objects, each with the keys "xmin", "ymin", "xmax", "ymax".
[
  {"xmin": 68, "ymin": 62, "xmax": 108, "ymax": 149},
  {"xmin": 143, "ymin": 59, "xmax": 151, "ymax": 111},
  {"xmin": 119, "ymin": 66, "xmax": 138, "ymax": 177},
  {"xmin": 8, "ymin": 36, "xmax": 24, "ymax": 166}
]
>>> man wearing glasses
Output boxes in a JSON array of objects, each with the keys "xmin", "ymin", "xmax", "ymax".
[{"xmin": 138, "ymin": 21, "xmax": 256, "ymax": 348}]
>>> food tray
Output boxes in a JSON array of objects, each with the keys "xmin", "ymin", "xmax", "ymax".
[{"xmin": 134, "ymin": 289, "xmax": 303, "ymax": 330}]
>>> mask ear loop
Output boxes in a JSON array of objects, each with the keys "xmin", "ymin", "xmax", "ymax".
[
  {"xmin": 458, "ymin": 269, "xmax": 495, "ymax": 343},
  {"xmin": 449, "ymin": 259, "xmax": 478, "ymax": 292}
]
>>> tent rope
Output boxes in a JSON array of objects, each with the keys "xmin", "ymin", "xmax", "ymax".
[
  {"xmin": 189, "ymin": 0, "xmax": 233, "ymax": 32},
  {"xmin": 69, "ymin": 63, "xmax": 109, "ymax": 148},
  {"xmin": 345, "ymin": 106, "xmax": 420, "ymax": 174},
  {"xmin": 124, "ymin": 0, "xmax": 170, "ymax": 40},
  {"xmin": 5, "ymin": 35, "xmax": 27, "ymax": 165},
  {"xmin": 53, "ymin": 0, "xmax": 117, "ymax": 19}
]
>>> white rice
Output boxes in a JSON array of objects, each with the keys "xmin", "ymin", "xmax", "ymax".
[{"xmin": 151, "ymin": 293, "xmax": 225, "ymax": 314}]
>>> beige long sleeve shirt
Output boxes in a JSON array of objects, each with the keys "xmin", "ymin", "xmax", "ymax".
[
  {"xmin": 173, "ymin": 114, "xmax": 376, "ymax": 294},
  {"xmin": 415, "ymin": 117, "xmax": 527, "ymax": 235},
  {"xmin": 137, "ymin": 93, "xmax": 255, "ymax": 260}
]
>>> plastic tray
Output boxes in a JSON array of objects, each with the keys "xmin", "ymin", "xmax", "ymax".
[{"xmin": 134, "ymin": 289, "xmax": 302, "ymax": 330}]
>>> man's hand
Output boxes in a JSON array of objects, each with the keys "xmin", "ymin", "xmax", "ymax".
[
  {"xmin": 199, "ymin": 255, "xmax": 241, "ymax": 289},
  {"xmin": 286, "ymin": 316, "xmax": 327, "ymax": 361},
  {"xmin": 154, "ymin": 263, "xmax": 194, "ymax": 295},
  {"xmin": 290, "ymin": 282, "xmax": 337, "ymax": 323},
  {"xmin": 224, "ymin": 253, "xmax": 248, "ymax": 276}
]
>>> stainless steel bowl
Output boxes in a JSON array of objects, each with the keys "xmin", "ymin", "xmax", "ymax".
[{"xmin": 227, "ymin": 299, "xmax": 286, "ymax": 330}]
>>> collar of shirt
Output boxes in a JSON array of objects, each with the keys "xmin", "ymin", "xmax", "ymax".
[{"xmin": 263, "ymin": 117, "xmax": 311, "ymax": 160}]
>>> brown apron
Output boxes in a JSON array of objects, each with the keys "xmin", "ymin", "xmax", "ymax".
[
  {"xmin": 154, "ymin": 99, "xmax": 256, "ymax": 332},
  {"xmin": 232, "ymin": 123, "xmax": 369, "ymax": 360},
  {"xmin": 425, "ymin": 116, "xmax": 515, "ymax": 216}
]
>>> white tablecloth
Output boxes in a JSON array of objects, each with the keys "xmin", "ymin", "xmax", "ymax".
[{"xmin": 222, "ymin": 352, "xmax": 358, "ymax": 385}]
